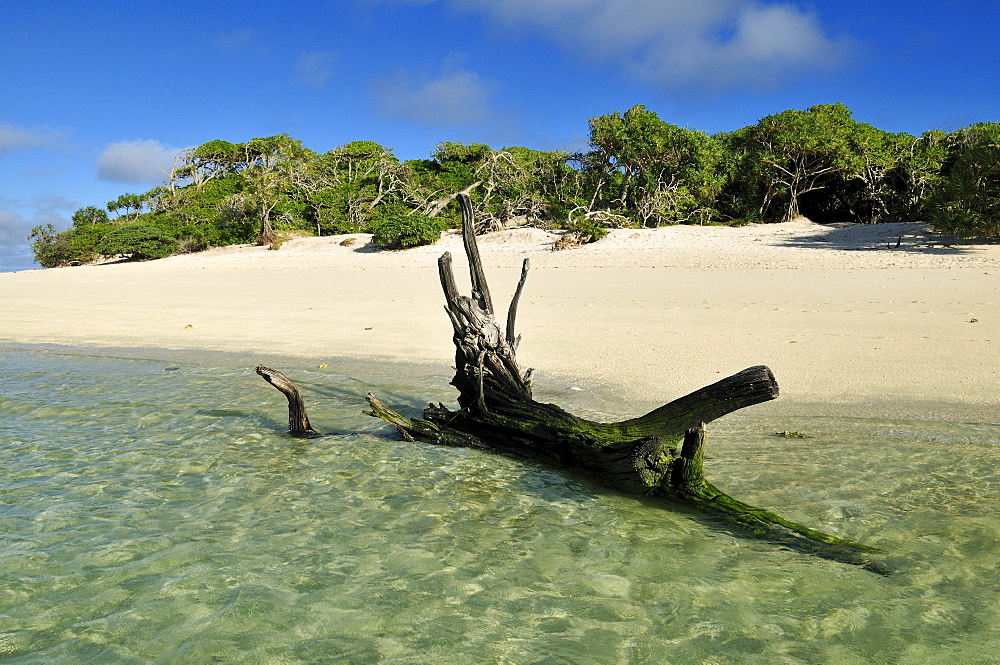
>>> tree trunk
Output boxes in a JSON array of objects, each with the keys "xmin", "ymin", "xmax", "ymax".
[
  {"xmin": 257, "ymin": 210, "xmax": 276, "ymax": 246},
  {"xmin": 365, "ymin": 194, "xmax": 887, "ymax": 573},
  {"xmin": 424, "ymin": 180, "xmax": 483, "ymax": 218}
]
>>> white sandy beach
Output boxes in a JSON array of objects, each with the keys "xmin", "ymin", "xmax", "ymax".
[{"xmin": 2, "ymin": 219, "xmax": 998, "ymax": 415}]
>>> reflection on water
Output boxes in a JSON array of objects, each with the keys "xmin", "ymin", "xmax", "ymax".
[{"xmin": 1, "ymin": 347, "xmax": 999, "ymax": 664}]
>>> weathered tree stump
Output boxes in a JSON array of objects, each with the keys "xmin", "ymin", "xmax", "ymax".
[{"xmin": 366, "ymin": 194, "xmax": 887, "ymax": 573}]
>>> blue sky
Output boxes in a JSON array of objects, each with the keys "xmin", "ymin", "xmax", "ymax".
[{"xmin": 1, "ymin": 0, "xmax": 997, "ymax": 271}]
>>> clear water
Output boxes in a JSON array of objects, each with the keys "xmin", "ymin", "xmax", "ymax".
[{"xmin": 2, "ymin": 347, "xmax": 1000, "ymax": 664}]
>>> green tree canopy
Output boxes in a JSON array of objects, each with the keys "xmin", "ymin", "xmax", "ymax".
[
  {"xmin": 71, "ymin": 206, "xmax": 109, "ymax": 227},
  {"xmin": 724, "ymin": 102, "xmax": 861, "ymax": 223},
  {"xmin": 29, "ymin": 108, "xmax": 1000, "ymax": 268},
  {"xmin": 174, "ymin": 139, "xmax": 247, "ymax": 188},
  {"xmin": 238, "ymin": 134, "xmax": 312, "ymax": 245},
  {"xmin": 926, "ymin": 123, "xmax": 1000, "ymax": 236},
  {"xmin": 586, "ymin": 104, "xmax": 724, "ymax": 224},
  {"xmin": 96, "ymin": 224, "xmax": 179, "ymax": 261}
]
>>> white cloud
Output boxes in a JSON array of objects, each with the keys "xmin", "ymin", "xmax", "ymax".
[
  {"xmin": 0, "ymin": 194, "xmax": 79, "ymax": 270},
  {"xmin": 30, "ymin": 193, "xmax": 78, "ymax": 216},
  {"xmin": 0, "ymin": 209, "xmax": 38, "ymax": 271},
  {"xmin": 0, "ymin": 209, "xmax": 29, "ymax": 245},
  {"xmin": 295, "ymin": 50, "xmax": 337, "ymax": 88},
  {"xmin": 372, "ymin": 64, "xmax": 493, "ymax": 125},
  {"xmin": 426, "ymin": 0, "xmax": 849, "ymax": 91},
  {"xmin": 0, "ymin": 123, "xmax": 66, "ymax": 156},
  {"xmin": 0, "ymin": 193, "xmax": 76, "ymax": 241},
  {"xmin": 97, "ymin": 139, "xmax": 181, "ymax": 184}
]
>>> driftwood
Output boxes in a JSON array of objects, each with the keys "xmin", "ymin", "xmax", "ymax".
[
  {"xmin": 362, "ymin": 194, "xmax": 887, "ymax": 573},
  {"xmin": 256, "ymin": 365, "xmax": 317, "ymax": 435}
]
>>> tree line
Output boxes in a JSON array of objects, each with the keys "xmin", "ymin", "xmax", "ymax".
[{"xmin": 30, "ymin": 103, "xmax": 1000, "ymax": 267}]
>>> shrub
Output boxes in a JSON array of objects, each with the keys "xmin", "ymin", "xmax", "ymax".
[
  {"xmin": 29, "ymin": 224, "xmax": 71, "ymax": 268},
  {"xmin": 925, "ymin": 124, "xmax": 1000, "ymax": 237},
  {"xmin": 368, "ymin": 212, "xmax": 448, "ymax": 249},
  {"xmin": 565, "ymin": 210, "xmax": 614, "ymax": 243},
  {"xmin": 29, "ymin": 222, "xmax": 117, "ymax": 267},
  {"xmin": 96, "ymin": 224, "xmax": 179, "ymax": 261}
]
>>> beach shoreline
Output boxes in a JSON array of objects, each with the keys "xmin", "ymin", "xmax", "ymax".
[{"xmin": 3, "ymin": 220, "xmax": 998, "ymax": 420}]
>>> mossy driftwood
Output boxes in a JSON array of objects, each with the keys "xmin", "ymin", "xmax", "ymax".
[{"xmin": 260, "ymin": 194, "xmax": 886, "ymax": 573}]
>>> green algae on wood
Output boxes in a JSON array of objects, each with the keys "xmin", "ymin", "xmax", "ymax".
[{"xmin": 365, "ymin": 193, "xmax": 887, "ymax": 574}]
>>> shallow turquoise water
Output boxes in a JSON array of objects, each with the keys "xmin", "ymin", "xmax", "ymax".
[{"xmin": 2, "ymin": 347, "xmax": 1000, "ymax": 664}]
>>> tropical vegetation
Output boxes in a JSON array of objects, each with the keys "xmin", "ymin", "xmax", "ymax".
[{"xmin": 30, "ymin": 104, "xmax": 1000, "ymax": 267}]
